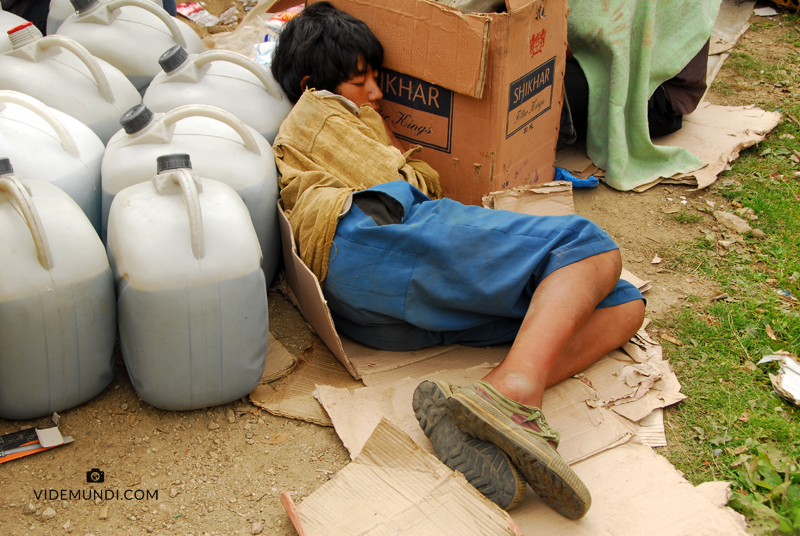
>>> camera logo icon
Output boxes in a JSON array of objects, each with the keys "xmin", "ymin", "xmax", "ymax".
[{"xmin": 86, "ymin": 468, "xmax": 104, "ymax": 483}]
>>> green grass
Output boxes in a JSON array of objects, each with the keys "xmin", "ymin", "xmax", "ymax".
[
  {"xmin": 669, "ymin": 211, "xmax": 704, "ymax": 224},
  {"xmin": 727, "ymin": 51, "xmax": 769, "ymax": 81},
  {"xmin": 661, "ymin": 113, "xmax": 800, "ymax": 529}
]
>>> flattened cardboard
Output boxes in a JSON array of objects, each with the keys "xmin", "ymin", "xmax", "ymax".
[
  {"xmin": 651, "ymin": 102, "xmax": 782, "ymax": 190},
  {"xmin": 249, "ymin": 338, "xmax": 363, "ymax": 426},
  {"xmin": 288, "ymin": 418, "xmax": 522, "ymax": 536},
  {"xmin": 317, "ymin": 364, "xmax": 638, "ymax": 464},
  {"xmin": 347, "ymin": 342, "xmax": 505, "ymax": 387},
  {"xmin": 635, "ymin": 408, "xmax": 667, "ymax": 448},
  {"xmin": 316, "ymin": 0, "xmax": 568, "ymax": 206},
  {"xmin": 258, "ymin": 332, "xmax": 299, "ymax": 384},
  {"xmin": 277, "ymin": 201, "xmax": 356, "ymax": 378},
  {"xmin": 554, "ymin": 143, "xmax": 594, "ymax": 176},
  {"xmin": 510, "ymin": 442, "xmax": 749, "ymax": 535},
  {"xmin": 482, "ymin": 181, "xmax": 575, "ymax": 216},
  {"xmin": 580, "ymin": 348, "xmax": 686, "ymax": 423}
]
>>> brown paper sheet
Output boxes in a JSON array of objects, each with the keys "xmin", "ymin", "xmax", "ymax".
[
  {"xmin": 258, "ymin": 332, "xmax": 299, "ymax": 384},
  {"xmin": 250, "ymin": 339, "xmax": 362, "ymax": 426},
  {"xmin": 288, "ymin": 419, "xmax": 522, "ymax": 536}
]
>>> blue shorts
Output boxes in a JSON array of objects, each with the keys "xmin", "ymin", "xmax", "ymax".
[{"xmin": 322, "ymin": 181, "xmax": 644, "ymax": 351}]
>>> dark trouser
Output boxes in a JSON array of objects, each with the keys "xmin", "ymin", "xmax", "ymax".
[{"xmin": 560, "ymin": 57, "xmax": 683, "ymax": 146}]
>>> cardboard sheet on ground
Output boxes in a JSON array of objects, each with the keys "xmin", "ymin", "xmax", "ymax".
[
  {"xmin": 283, "ymin": 419, "xmax": 522, "ymax": 536},
  {"xmin": 647, "ymin": 102, "xmax": 782, "ymax": 190},
  {"xmin": 316, "ymin": 324, "xmax": 675, "ymax": 460},
  {"xmin": 259, "ymin": 332, "xmax": 299, "ymax": 383},
  {"xmin": 250, "ymin": 338, "xmax": 363, "ymax": 426},
  {"xmin": 317, "ymin": 369, "xmax": 637, "ymax": 464},
  {"xmin": 285, "ymin": 419, "xmax": 747, "ymax": 536},
  {"xmin": 559, "ymin": 101, "xmax": 781, "ymax": 192}
]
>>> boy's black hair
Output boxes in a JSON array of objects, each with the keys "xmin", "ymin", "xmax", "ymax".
[{"xmin": 271, "ymin": 1, "xmax": 384, "ymax": 103}]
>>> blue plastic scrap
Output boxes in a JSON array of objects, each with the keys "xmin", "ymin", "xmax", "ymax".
[{"xmin": 554, "ymin": 167, "xmax": 599, "ymax": 188}]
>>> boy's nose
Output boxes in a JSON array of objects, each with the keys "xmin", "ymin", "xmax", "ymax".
[{"xmin": 367, "ymin": 75, "xmax": 383, "ymax": 102}]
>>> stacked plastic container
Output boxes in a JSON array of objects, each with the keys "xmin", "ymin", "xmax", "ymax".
[
  {"xmin": 0, "ymin": 23, "xmax": 142, "ymax": 143},
  {"xmin": 0, "ymin": 158, "xmax": 116, "ymax": 419},
  {"xmin": 0, "ymin": 91, "xmax": 105, "ymax": 232},
  {"xmin": 102, "ymin": 103, "xmax": 281, "ymax": 283},
  {"xmin": 144, "ymin": 45, "xmax": 293, "ymax": 143},
  {"xmin": 107, "ymin": 154, "xmax": 268, "ymax": 410},
  {"xmin": 0, "ymin": 1, "xmax": 292, "ymax": 417},
  {"xmin": 56, "ymin": 0, "xmax": 204, "ymax": 92}
]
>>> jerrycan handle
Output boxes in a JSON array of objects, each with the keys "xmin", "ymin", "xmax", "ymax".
[
  {"xmin": 0, "ymin": 175, "xmax": 53, "ymax": 270},
  {"xmin": 193, "ymin": 50, "xmax": 282, "ymax": 101},
  {"xmin": 37, "ymin": 35, "xmax": 115, "ymax": 104},
  {"xmin": 0, "ymin": 91, "xmax": 80, "ymax": 158},
  {"xmin": 239, "ymin": 0, "xmax": 284, "ymax": 28},
  {"xmin": 105, "ymin": 0, "xmax": 188, "ymax": 48},
  {"xmin": 162, "ymin": 105, "xmax": 263, "ymax": 156},
  {"xmin": 174, "ymin": 167, "xmax": 204, "ymax": 259}
]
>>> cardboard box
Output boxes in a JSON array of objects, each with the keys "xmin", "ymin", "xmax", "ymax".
[{"xmin": 310, "ymin": 0, "xmax": 568, "ymax": 206}]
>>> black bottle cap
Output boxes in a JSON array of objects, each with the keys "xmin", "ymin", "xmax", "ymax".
[
  {"xmin": 0, "ymin": 157, "xmax": 13, "ymax": 175},
  {"xmin": 120, "ymin": 104, "xmax": 154, "ymax": 135},
  {"xmin": 156, "ymin": 154, "xmax": 192, "ymax": 173},
  {"xmin": 159, "ymin": 45, "xmax": 189, "ymax": 73},
  {"xmin": 70, "ymin": 0, "xmax": 98, "ymax": 12}
]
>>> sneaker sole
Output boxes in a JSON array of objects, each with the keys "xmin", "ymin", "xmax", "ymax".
[
  {"xmin": 446, "ymin": 388, "xmax": 591, "ymax": 519},
  {"xmin": 412, "ymin": 380, "xmax": 526, "ymax": 510}
]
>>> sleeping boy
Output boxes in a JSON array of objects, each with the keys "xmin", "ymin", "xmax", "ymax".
[{"xmin": 270, "ymin": 1, "xmax": 645, "ymax": 517}]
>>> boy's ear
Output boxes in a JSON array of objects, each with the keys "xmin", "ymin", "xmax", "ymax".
[{"xmin": 300, "ymin": 75, "xmax": 311, "ymax": 92}]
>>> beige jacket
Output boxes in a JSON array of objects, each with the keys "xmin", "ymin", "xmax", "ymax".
[{"xmin": 273, "ymin": 90, "xmax": 442, "ymax": 282}]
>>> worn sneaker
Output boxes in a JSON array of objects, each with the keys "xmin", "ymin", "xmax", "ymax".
[
  {"xmin": 446, "ymin": 380, "xmax": 591, "ymax": 519},
  {"xmin": 412, "ymin": 380, "xmax": 526, "ymax": 510}
]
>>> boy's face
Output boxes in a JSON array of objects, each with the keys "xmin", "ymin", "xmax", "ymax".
[{"xmin": 335, "ymin": 57, "xmax": 382, "ymax": 110}]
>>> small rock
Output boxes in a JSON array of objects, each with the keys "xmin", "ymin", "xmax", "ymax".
[
  {"xmin": 713, "ymin": 210, "xmax": 752, "ymax": 235},
  {"xmin": 62, "ymin": 501, "xmax": 69, "ymax": 509},
  {"xmin": 751, "ymin": 229, "xmax": 766, "ymax": 239},
  {"xmin": 99, "ymin": 504, "xmax": 109, "ymax": 520},
  {"xmin": 170, "ymin": 488, "xmax": 179, "ymax": 498},
  {"xmin": 208, "ymin": 421, "xmax": 220, "ymax": 431},
  {"xmin": 63, "ymin": 519, "xmax": 72, "ymax": 533},
  {"xmin": 146, "ymin": 527, "xmax": 154, "ymax": 534},
  {"xmin": 41, "ymin": 507, "xmax": 56, "ymax": 520},
  {"xmin": 718, "ymin": 240, "xmax": 735, "ymax": 249},
  {"xmin": 252, "ymin": 522, "xmax": 264, "ymax": 535},
  {"xmin": 226, "ymin": 409, "xmax": 236, "ymax": 424},
  {"xmin": 23, "ymin": 503, "xmax": 36, "ymax": 515}
]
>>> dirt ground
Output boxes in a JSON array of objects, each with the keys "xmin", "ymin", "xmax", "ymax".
[{"xmin": 1, "ymin": 4, "xmax": 796, "ymax": 536}]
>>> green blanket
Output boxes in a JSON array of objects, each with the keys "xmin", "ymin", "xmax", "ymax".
[{"xmin": 567, "ymin": 0, "xmax": 721, "ymax": 190}]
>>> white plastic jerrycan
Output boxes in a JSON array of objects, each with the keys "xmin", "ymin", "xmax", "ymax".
[
  {"xmin": 56, "ymin": 0, "xmax": 203, "ymax": 92},
  {"xmin": 0, "ymin": 25, "xmax": 142, "ymax": 144},
  {"xmin": 107, "ymin": 154, "xmax": 268, "ymax": 411},
  {"xmin": 0, "ymin": 91, "xmax": 105, "ymax": 233},
  {"xmin": 102, "ymin": 104, "xmax": 281, "ymax": 283},
  {"xmin": 143, "ymin": 45, "xmax": 293, "ymax": 143},
  {"xmin": 0, "ymin": 11, "xmax": 26, "ymax": 53},
  {"xmin": 47, "ymin": 0, "xmax": 163, "ymax": 36},
  {"xmin": 0, "ymin": 158, "xmax": 116, "ymax": 420}
]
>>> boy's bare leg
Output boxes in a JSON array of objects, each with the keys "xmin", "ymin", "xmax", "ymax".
[{"xmin": 481, "ymin": 250, "xmax": 645, "ymax": 408}]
